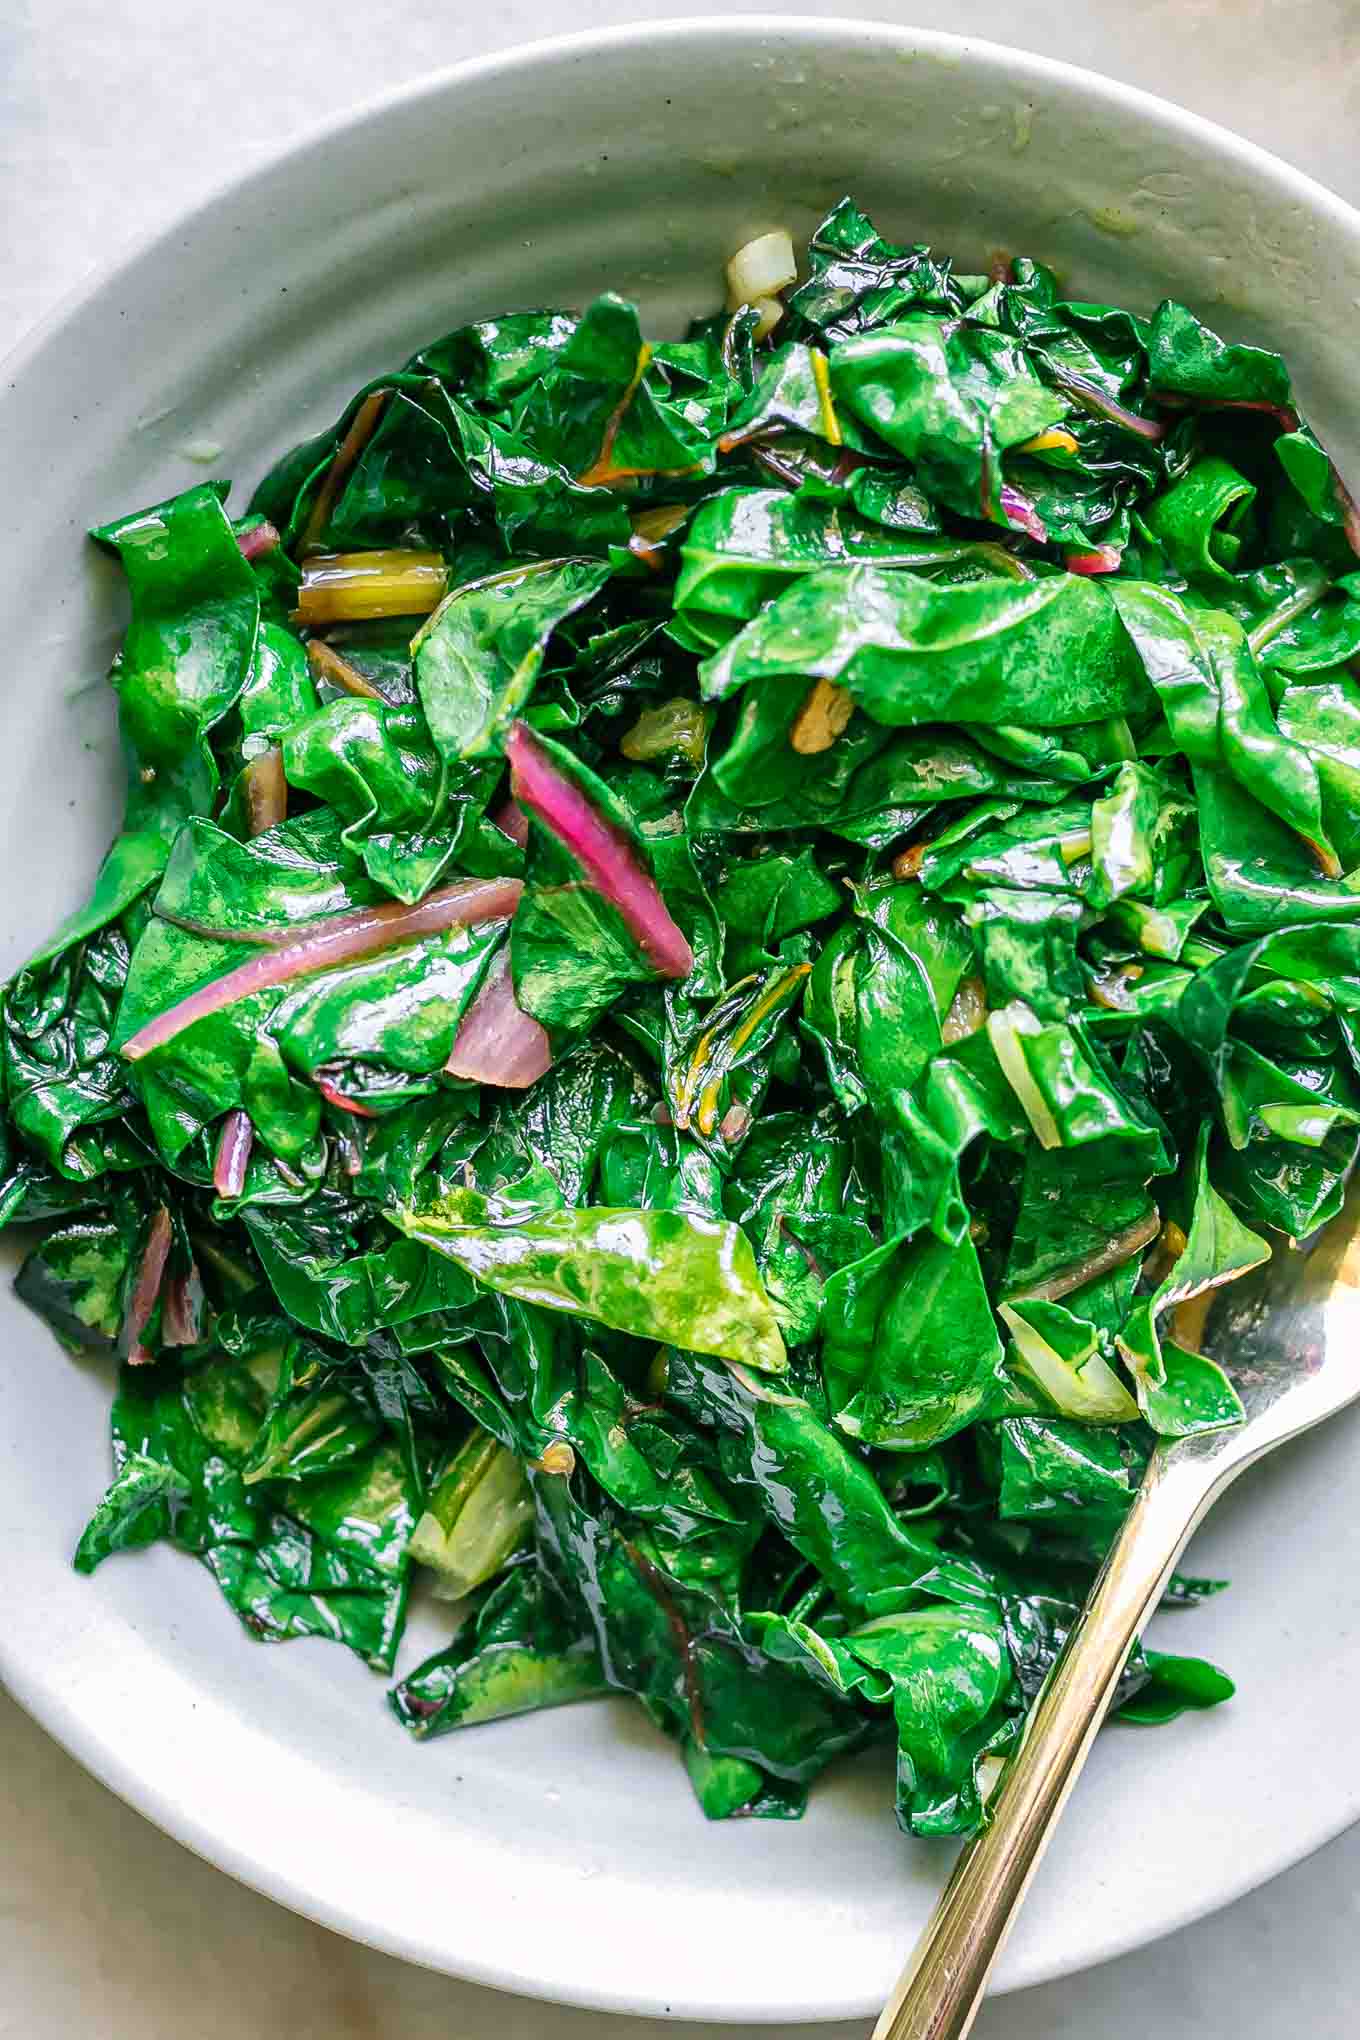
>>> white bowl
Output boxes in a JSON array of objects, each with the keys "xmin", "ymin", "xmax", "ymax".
[{"xmin": 2, "ymin": 16, "xmax": 1359, "ymax": 2025}]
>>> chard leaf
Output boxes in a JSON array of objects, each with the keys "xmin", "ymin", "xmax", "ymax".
[
  {"xmin": 822, "ymin": 1230, "xmax": 1009, "ymax": 1449},
  {"xmin": 1116, "ymin": 1130, "xmax": 1266, "ymax": 1434},
  {"xmin": 829, "ymin": 315, "xmax": 1067, "ymax": 526},
  {"xmin": 702, "ymin": 567, "xmax": 1151, "ymax": 728},
  {"xmin": 394, "ymin": 1186, "xmax": 788, "ymax": 1374},
  {"xmin": 414, "ymin": 556, "xmax": 610, "ymax": 764},
  {"xmin": 92, "ymin": 483, "xmax": 261, "ymax": 852},
  {"xmin": 390, "ymin": 1558, "xmax": 606, "ymax": 1735},
  {"xmin": 1109, "ymin": 582, "xmax": 1334, "ymax": 865},
  {"xmin": 23, "ymin": 198, "xmax": 1333, "ymax": 1834}
]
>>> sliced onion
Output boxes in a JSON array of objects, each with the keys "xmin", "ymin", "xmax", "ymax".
[
  {"xmin": 213, "ymin": 1109, "xmax": 254, "ymax": 1197},
  {"xmin": 719, "ymin": 1103, "xmax": 751, "ymax": 1144},
  {"xmin": 726, "ymin": 229, "xmax": 797, "ymax": 313},
  {"xmin": 119, "ymin": 878, "xmax": 522, "ymax": 1062},
  {"xmin": 334, "ymin": 1126, "xmax": 365, "ymax": 1177},
  {"xmin": 748, "ymin": 297, "xmax": 784, "ymax": 343},
  {"xmin": 125, "ymin": 1205, "xmax": 173, "ymax": 1365},
  {"xmin": 445, "ymin": 947, "xmax": 552, "ymax": 1089},
  {"xmin": 506, "ymin": 722, "xmax": 692, "ymax": 979},
  {"xmin": 237, "ymin": 521, "xmax": 280, "ymax": 562}
]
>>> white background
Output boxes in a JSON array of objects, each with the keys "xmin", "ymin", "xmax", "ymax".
[{"xmin": 3, "ymin": 3, "xmax": 1359, "ymax": 2035}]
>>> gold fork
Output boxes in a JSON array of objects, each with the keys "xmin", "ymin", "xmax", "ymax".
[{"xmin": 875, "ymin": 1189, "xmax": 1360, "ymax": 2040}]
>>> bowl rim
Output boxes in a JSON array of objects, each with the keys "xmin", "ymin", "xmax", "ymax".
[
  {"xmin": 5, "ymin": 9, "xmax": 1360, "ymax": 397},
  {"xmin": 3, "ymin": 13, "xmax": 1360, "ymax": 2021}
]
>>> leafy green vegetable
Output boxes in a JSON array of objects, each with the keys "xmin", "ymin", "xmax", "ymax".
[
  {"xmin": 829, "ymin": 316, "xmax": 1067, "ymax": 527},
  {"xmin": 393, "ymin": 1184, "xmax": 787, "ymax": 1374},
  {"xmin": 91, "ymin": 483, "xmax": 260, "ymax": 855},
  {"xmin": 703, "ymin": 567, "xmax": 1151, "ymax": 729},
  {"xmin": 23, "ymin": 194, "xmax": 1352, "ymax": 1838},
  {"xmin": 414, "ymin": 557, "xmax": 610, "ymax": 766},
  {"xmin": 390, "ymin": 1557, "xmax": 607, "ymax": 1734},
  {"xmin": 407, "ymin": 1426, "xmax": 534, "ymax": 1597}
]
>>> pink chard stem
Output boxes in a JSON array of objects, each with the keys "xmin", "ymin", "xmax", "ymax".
[
  {"xmin": 213, "ymin": 1109, "xmax": 254, "ymax": 1198},
  {"xmin": 506, "ymin": 722, "xmax": 693, "ymax": 980},
  {"xmin": 1050, "ymin": 370, "xmax": 1166, "ymax": 443},
  {"xmin": 125, "ymin": 1205, "xmax": 173, "ymax": 1364},
  {"xmin": 315, "ymin": 1075, "xmax": 380, "ymax": 1118},
  {"xmin": 998, "ymin": 482, "xmax": 1048, "ymax": 544},
  {"xmin": 1066, "ymin": 546, "xmax": 1124, "ymax": 575},
  {"xmin": 119, "ymin": 878, "xmax": 523, "ymax": 1063}
]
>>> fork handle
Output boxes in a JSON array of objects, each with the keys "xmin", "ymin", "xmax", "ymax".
[{"xmin": 874, "ymin": 1444, "xmax": 1218, "ymax": 2040}]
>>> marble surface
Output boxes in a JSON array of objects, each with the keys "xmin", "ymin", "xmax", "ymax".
[{"xmin": 2, "ymin": 3, "xmax": 1358, "ymax": 2034}]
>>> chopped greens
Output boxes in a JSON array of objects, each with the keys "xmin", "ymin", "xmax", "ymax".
[{"xmin": 20, "ymin": 194, "xmax": 1360, "ymax": 1838}]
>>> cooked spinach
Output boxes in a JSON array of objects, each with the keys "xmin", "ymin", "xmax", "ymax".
[{"xmin": 21, "ymin": 195, "xmax": 1360, "ymax": 1837}]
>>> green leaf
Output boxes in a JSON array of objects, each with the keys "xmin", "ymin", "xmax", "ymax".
[
  {"xmin": 675, "ymin": 487, "xmax": 1016, "ymax": 638},
  {"xmin": 5, "ymin": 913, "xmax": 148, "ymax": 1180},
  {"xmin": 91, "ymin": 483, "xmax": 261, "ymax": 853},
  {"xmin": 393, "ymin": 1185, "xmax": 788, "ymax": 1374},
  {"xmin": 390, "ymin": 1558, "xmax": 606, "ymax": 1736},
  {"xmin": 1109, "ymin": 582, "xmax": 1333, "ymax": 865},
  {"xmin": 830, "ymin": 315, "xmax": 1067, "ymax": 525},
  {"xmin": 1116, "ymin": 1130, "xmax": 1265, "ymax": 1433},
  {"xmin": 842, "ymin": 1608, "xmax": 1016, "ymax": 1837},
  {"xmin": 414, "ymin": 557, "xmax": 610, "ymax": 765},
  {"xmin": 245, "ymin": 1202, "xmax": 478, "ymax": 1345},
  {"xmin": 74, "ymin": 1452, "xmax": 191, "ymax": 1572},
  {"xmin": 702, "ymin": 567, "xmax": 1151, "ymax": 728},
  {"xmin": 1117, "ymin": 1648, "xmax": 1236, "ymax": 1723},
  {"xmin": 1145, "ymin": 458, "xmax": 1257, "ymax": 582},
  {"xmin": 282, "ymin": 697, "xmax": 441, "ymax": 846},
  {"xmin": 1145, "ymin": 301, "xmax": 1292, "ymax": 406},
  {"xmin": 785, "ymin": 197, "xmax": 963, "ymax": 338},
  {"xmin": 823, "ymin": 1229, "xmax": 1009, "ymax": 1449}
]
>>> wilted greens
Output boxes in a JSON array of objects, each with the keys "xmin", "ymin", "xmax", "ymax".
[{"xmin": 17, "ymin": 194, "xmax": 1360, "ymax": 1839}]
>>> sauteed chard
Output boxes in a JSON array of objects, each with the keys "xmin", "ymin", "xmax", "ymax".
[{"xmin": 13, "ymin": 196, "xmax": 1360, "ymax": 1834}]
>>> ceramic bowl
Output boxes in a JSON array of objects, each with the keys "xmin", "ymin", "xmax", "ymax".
[{"xmin": 2, "ymin": 16, "xmax": 1359, "ymax": 2023}]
